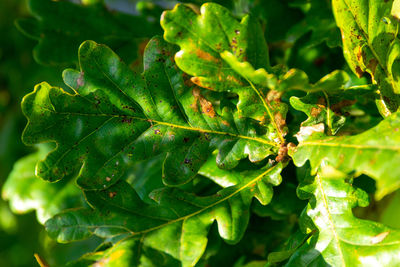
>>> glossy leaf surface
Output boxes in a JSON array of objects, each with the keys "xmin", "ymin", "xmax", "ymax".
[
  {"xmin": 2, "ymin": 145, "xmax": 82, "ymax": 224},
  {"xmin": 45, "ymin": 163, "xmax": 283, "ymax": 266},
  {"xmin": 161, "ymin": 3, "xmax": 288, "ymax": 143},
  {"xmin": 286, "ymin": 169, "xmax": 400, "ymax": 266},
  {"xmin": 332, "ymin": 0, "xmax": 400, "ymax": 115},
  {"xmin": 22, "ymin": 37, "xmax": 277, "ymax": 189},
  {"xmin": 292, "ymin": 112, "xmax": 400, "ymax": 199},
  {"xmin": 290, "ymin": 88, "xmax": 374, "ymax": 136},
  {"xmin": 67, "ymin": 239, "xmax": 180, "ymax": 267},
  {"xmin": 7, "ymin": 1, "xmax": 400, "ymax": 266}
]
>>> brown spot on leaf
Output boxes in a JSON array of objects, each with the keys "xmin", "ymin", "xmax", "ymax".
[
  {"xmin": 191, "ymin": 87, "xmax": 216, "ymax": 117},
  {"xmin": 267, "ymin": 90, "xmax": 282, "ymax": 102},
  {"xmin": 195, "ymin": 49, "xmax": 219, "ymax": 63},
  {"xmin": 311, "ymin": 107, "xmax": 322, "ymax": 117},
  {"xmin": 369, "ymin": 157, "xmax": 376, "ymax": 165},
  {"xmin": 190, "ymin": 77, "xmax": 214, "ymax": 90},
  {"xmin": 274, "ymin": 112, "xmax": 286, "ymax": 133},
  {"xmin": 317, "ymin": 97, "xmax": 326, "ymax": 106},
  {"xmin": 367, "ymin": 59, "xmax": 378, "ymax": 76},
  {"xmin": 183, "ymin": 73, "xmax": 195, "ymax": 87},
  {"xmin": 226, "ymin": 75, "xmax": 244, "ymax": 85},
  {"xmin": 109, "ymin": 192, "xmax": 117, "ymax": 198},
  {"xmin": 355, "ymin": 66, "xmax": 364, "ymax": 77},
  {"xmin": 121, "ymin": 117, "xmax": 132, "ymax": 123},
  {"xmin": 287, "ymin": 142, "xmax": 297, "ymax": 153},
  {"xmin": 221, "ymin": 120, "xmax": 230, "ymax": 127},
  {"xmin": 275, "ymin": 143, "xmax": 288, "ymax": 162}
]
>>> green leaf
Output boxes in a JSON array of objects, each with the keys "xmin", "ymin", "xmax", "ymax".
[
  {"xmin": 2, "ymin": 144, "xmax": 82, "ymax": 224},
  {"xmin": 21, "ymin": 36, "xmax": 278, "ymax": 189},
  {"xmin": 126, "ymin": 155, "xmax": 166, "ymax": 204},
  {"xmin": 220, "ymin": 51, "xmax": 277, "ymax": 89},
  {"xmin": 161, "ymin": 3, "xmax": 288, "ymax": 143},
  {"xmin": 16, "ymin": 0, "xmax": 161, "ymax": 66},
  {"xmin": 267, "ymin": 230, "xmax": 309, "ymax": 264},
  {"xmin": 332, "ymin": 0, "xmax": 400, "ymax": 116},
  {"xmin": 290, "ymin": 88, "xmax": 374, "ymax": 136},
  {"xmin": 45, "ymin": 163, "xmax": 283, "ymax": 267},
  {"xmin": 279, "ymin": 70, "xmax": 351, "ymax": 93},
  {"xmin": 292, "ymin": 111, "xmax": 400, "ymax": 200},
  {"xmin": 67, "ymin": 239, "xmax": 180, "ymax": 267},
  {"xmin": 287, "ymin": 168, "xmax": 400, "ymax": 266}
]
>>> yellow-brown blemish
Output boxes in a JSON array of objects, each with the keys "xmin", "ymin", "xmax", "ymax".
[
  {"xmin": 367, "ymin": 59, "xmax": 378, "ymax": 76},
  {"xmin": 190, "ymin": 77, "xmax": 214, "ymax": 90},
  {"xmin": 311, "ymin": 107, "xmax": 322, "ymax": 117},
  {"xmin": 191, "ymin": 87, "xmax": 216, "ymax": 118},
  {"xmin": 317, "ymin": 97, "xmax": 326, "ymax": 106},
  {"xmin": 195, "ymin": 49, "xmax": 219, "ymax": 63},
  {"xmin": 221, "ymin": 120, "xmax": 230, "ymax": 127},
  {"xmin": 267, "ymin": 90, "xmax": 282, "ymax": 102},
  {"xmin": 355, "ymin": 66, "xmax": 364, "ymax": 77},
  {"xmin": 274, "ymin": 112, "xmax": 286, "ymax": 133},
  {"xmin": 226, "ymin": 75, "xmax": 244, "ymax": 85}
]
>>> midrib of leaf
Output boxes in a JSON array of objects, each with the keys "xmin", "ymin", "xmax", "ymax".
[
  {"xmin": 115, "ymin": 164, "xmax": 277, "ymax": 236},
  {"xmin": 42, "ymin": 107, "xmax": 279, "ymax": 147},
  {"xmin": 322, "ymin": 91, "xmax": 333, "ymax": 134},
  {"xmin": 63, "ymin": 164, "xmax": 279, "ymax": 237},
  {"xmin": 315, "ymin": 174, "xmax": 346, "ymax": 267},
  {"xmin": 340, "ymin": 0, "xmax": 394, "ymax": 85},
  {"xmin": 246, "ymin": 79, "xmax": 285, "ymax": 144}
]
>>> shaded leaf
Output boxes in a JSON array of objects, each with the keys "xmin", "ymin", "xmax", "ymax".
[
  {"xmin": 68, "ymin": 239, "xmax": 179, "ymax": 267},
  {"xmin": 288, "ymin": 0, "xmax": 341, "ymax": 48},
  {"xmin": 16, "ymin": 0, "xmax": 161, "ymax": 66},
  {"xmin": 279, "ymin": 70, "xmax": 351, "ymax": 93},
  {"xmin": 2, "ymin": 145, "xmax": 82, "ymax": 224},
  {"xmin": 45, "ymin": 163, "xmax": 283, "ymax": 267}
]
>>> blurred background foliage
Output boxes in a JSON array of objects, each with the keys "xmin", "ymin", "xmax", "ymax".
[{"xmin": 1, "ymin": 0, "xmax": 400, "ymax": 266}]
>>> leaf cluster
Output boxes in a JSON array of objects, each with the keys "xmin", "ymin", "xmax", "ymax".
[{"xmin": 3, "ymin": 0, "xmax": 400, "ymax": 266}]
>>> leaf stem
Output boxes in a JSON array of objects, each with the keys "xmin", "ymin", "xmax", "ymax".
[
  {"xmin": 246, "ymin": 79, "xmax": 286, "ymax": 144},
  {"xmin": 322, "ymin": 91, "xmax": 332, "ymax": 135}
]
